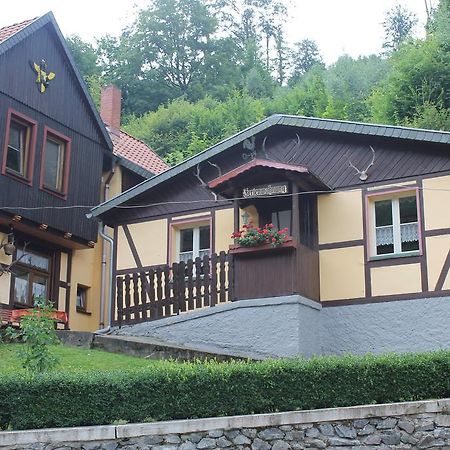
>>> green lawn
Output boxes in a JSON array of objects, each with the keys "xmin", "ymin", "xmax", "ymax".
[{"xmin": 0, "ymin": 343, "xmax": 157, "ymax": 373}]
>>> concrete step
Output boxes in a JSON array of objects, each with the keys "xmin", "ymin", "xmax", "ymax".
[{"xmin": 57, "ymin": 330, "xmax": 252, "ymax": 361}]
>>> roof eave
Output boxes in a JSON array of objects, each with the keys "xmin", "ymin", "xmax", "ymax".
[{"xmin": 90, "ymin": 114, "xmax": 450, "ymax": 219}]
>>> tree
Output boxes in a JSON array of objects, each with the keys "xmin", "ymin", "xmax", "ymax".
[
  {"xmin": 428, "ymin": 0, "xmax": 450, "ymax": 39},
  {"xmin": 273, "ymin": 25, "xmax": 289, "ymax": 85},
  {"xmin": 369, "ymin": 36, "xmax": 450, "ymax": 126},
  {"xmin": 289, "ymin": 39, "xmax": 324, "ymax": 85},
  {"xmin": 325, "ymin": 54, "xmax": 388, "ymax": 121},
  {"xmin": 382, "ymin": 3, "xmax": 418, "ymax": 51},
  {"xmin": 129, "ymin": 0, "xmax": 217, "ymax": 95},
  {"xmin": 66, "ymin": 35, "xmax": 100, "ymax": 79}
]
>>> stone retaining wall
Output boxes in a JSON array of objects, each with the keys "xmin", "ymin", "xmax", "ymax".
[
  {"xmin": 113, "ymin": 295, "xmax": 450, "ymax": 359},
  {"xmin": 1, "ymin": 399, "xmax": 449, "ymax": 450}
]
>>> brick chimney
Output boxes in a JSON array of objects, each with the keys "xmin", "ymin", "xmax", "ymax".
[{"xmin": 100, "ymin": 85, "xmax": 121, "ymax": 132}]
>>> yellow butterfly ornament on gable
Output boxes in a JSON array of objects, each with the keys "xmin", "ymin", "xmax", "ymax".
[{"xmin": 30, "ymin": 59, "xmax": 55, "ymax": 93}]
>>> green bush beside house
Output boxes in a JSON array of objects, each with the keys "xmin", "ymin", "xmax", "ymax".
[{"xmin": 0, "ymin": 351, "xmax": 449, "ymax": 430}]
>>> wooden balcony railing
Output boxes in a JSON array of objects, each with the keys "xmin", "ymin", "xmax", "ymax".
[{"xmin": 114, "ymin": 251, "xmax": 233, "ymax": 326}]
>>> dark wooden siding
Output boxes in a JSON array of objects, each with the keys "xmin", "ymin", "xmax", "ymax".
[
  {"xmin": 121, "ymin": 168, "xmax": 146, "ymax": 192},
  {"xmin": 104, "ymin": 125, "xmax": 450, "ymax": 226},
  {"xmin": 0, "ymin": 94, "xmax": 104, "ymax": 241},
  {"xmin": 0, "ymin": 24, "xmax": 110, "ymax": 242},
  {"xmin": 0, "ymin": 24, "xmax": 104, "ymax": 145}
]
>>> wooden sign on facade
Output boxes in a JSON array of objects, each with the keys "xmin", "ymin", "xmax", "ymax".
[{"xmin": 242, "ymin": 182, "xmax": 289, "ymax": 199}]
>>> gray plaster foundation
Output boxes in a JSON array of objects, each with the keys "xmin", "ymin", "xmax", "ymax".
[{"xmin": 113, "ymin": 295, "xmax": 450, "ymax": 358}]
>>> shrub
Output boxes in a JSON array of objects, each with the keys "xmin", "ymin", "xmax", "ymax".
[
  {"xmin": 0, "ymin": 351, "xmax": 449, "ymax": 430},
  {"xmin": 7, "ymin": 298, "xmax": 60, "ymax": 373}
]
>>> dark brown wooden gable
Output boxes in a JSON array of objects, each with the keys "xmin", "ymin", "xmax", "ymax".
[
  {"xmin": 102, "ymin": 124, "xmax": 450, "ymax": 226},
  {"xmin": 0, "ymin": 24, "xmax": 105, "ymax": 146}
]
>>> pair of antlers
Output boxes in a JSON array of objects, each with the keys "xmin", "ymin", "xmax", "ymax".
[
  {"xmin": 194, "ymin": 161, "xmax": 222, "ymax": 188},
  {"xmin": 349, "ymin": 146, "xmax": 376, "ymax": 181}
]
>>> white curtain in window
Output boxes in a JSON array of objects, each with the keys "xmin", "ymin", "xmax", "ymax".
[
  {"xmin": 376, "ymin": 226, "xmax": 394, "ymax": 246},
  {"xmin": 400, "ymin": 222, "xmax": 419, "ymax": 242}
]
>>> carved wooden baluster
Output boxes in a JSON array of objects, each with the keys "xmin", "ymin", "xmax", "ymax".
[
  {"xmin": 156, "ymin": 266, "xmax": 164, "ymax": 318},
  {"xmin": 202, "ymin": 254, "xmax": 210, "ymax": 307},
  {"xmin": 163, "ymin": 265, "xmax": 171, "ymax": 317},
  {"xmin": 178, "ymin": 261, "xmax": 186, "ymax": 312},
  {"xmin": 195, "ymin": 257, "xmax": 203, "ymax": 309},
  {"xmin": 210, "ymin": 253, "xmax": 218, "ymax": 307},
  {"xmin": 124, "ymin": 274, "xmax": 131, "ymax": 324},
  {"xmin": 219, "ymin": 251, "xmax": 227, "ymax": 303},
  {"xmin": 116, "ymin": 276, "xmax": 124, "ymax": 327},
  {"xmin": 186, "ymin": 259, "xmax": 194, "ymax": 310},
  {"xmin": 132, "ymin": 273, "xmax": 140, "ymax": 323}
]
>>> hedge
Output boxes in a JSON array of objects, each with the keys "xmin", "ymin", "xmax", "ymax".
[{"xmin": 0, "ymin": 351, "xmax": 449, "ymax": 430}]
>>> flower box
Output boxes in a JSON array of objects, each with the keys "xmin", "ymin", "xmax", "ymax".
[{"xmin": 229, "ymin": 238, "xmax": 297, "ymax": 255}]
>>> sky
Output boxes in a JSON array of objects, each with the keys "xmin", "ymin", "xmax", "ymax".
[{"xmin": 0, "ymin": 0, "xmax": 430, "ymax": 65}]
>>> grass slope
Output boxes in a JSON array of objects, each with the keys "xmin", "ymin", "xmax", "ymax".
[{"xmin": 0, "ymin": 343, "xmax": 156, "ymax": 373}]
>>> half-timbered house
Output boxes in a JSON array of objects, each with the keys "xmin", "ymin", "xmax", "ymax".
[{"xmin": 91, "ymin": 115, "xmax": 450, "ymax": 358}]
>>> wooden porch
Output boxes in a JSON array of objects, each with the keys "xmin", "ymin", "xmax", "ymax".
[{"xmin": 114, "ymin": 240, "xmax": 318, "ymax": 327}]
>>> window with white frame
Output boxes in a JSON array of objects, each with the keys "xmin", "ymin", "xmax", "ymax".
[
  {"xmin": 178, "ymin": 225, "xmax": 210, "ymax": 263},
  {"xmin": 371, "ymin": 193, "xmax": 420, "ymax": 257}
]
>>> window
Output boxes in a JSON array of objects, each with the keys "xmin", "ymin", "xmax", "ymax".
[
  {"xmin": 40, "ymin": 127, "xmax": 71, "ymax": 197},
  {"xmin": 370, "ymin": 192, "xmax": 420, "ymax": 258},
  {"xmin": 258, "ymin": 196, "xmax": 292, "ymax": 234},
  {"xmin": 178, "ymin": 225, "xmax": 210, "ymax": 263},
  {"xmin": 2, "ymin": 109, "xmax": 36, "ymax": 183},
  {"xmin": 76, "ymin": 285, "xmax": 88, "ymax": 312},
  {"xmin": 12, "ymin": 248, "xmax": 50, "ymax": 307}
]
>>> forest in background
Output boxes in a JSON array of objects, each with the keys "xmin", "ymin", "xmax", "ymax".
[{"xmin": 67, "ymin": 0, "xmax": 450, "ymax": 165}]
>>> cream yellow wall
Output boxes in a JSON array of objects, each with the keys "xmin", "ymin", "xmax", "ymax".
[
  {"xmin": 426, "ymin": 235, "xmax": 450, "ymax": 291},
  {"xmin": 60, "ymin": 252, "xmax": 68, "ymax": 283},
  {"xmin": 129, "ymin": 220, "xmax": 168, "ymax": 266},
  {"xmin": 117, "ymin": 226, "xmax": 137, "ymax": 270},
  {"xmin": 215, "ymin": 208, "xmax": 234, "ymax": 253},
  {"xmin": 58, "ymin": 287, "xmax": 66, "ymax": 312},
  {"xmin": 0, "ymin": 273, "xmax": 11, "ymax": 305},
  {"xmin": 69, "ymin": 244, "xmax": 102, "ymax": 332},
  {"xmin": 423, "ymin": 175, "xmax": 450, "ymax": 230},
  {"xmin": 105, "ymin": 166, "xmax": 123, "ymax": 200},
  {"xmin": 319, "ymin": 246, "xmax": 365, "ymax": 301},
  {"xmin": 371, "ymin": 264, "xmax": 422, "ymax": 297},
  {"xmin": 0, "ymin": 232, "xmax": 12, "ymax": 305},
  {"xmin": 318, "ymin": 190, "xmax": 363, "ymax": 244}
]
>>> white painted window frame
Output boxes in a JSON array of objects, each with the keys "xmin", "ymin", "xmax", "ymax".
[
  {"xmin": 370, "ymin": 194, "xmax": 419, "ymax": 258},
  {"xmin": 177, "ymin": 225, "xmax": 211, "ymax": 263}
]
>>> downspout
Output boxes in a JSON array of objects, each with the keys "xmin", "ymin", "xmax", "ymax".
[
  {"xmin": 99, "ymin": 165, "xmax": 116, "ymax": 328},
  {"xmin": 97, "ymin": 220, "xmax": 114, "ymax": 333},
  {"xmin": 95, "ymin": 161, "xmax": 117, "ymax": 333}
]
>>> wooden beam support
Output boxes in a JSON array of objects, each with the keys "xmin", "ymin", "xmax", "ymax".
[
  {"xmin": 292, "ymin": 183, "xmax": 300, "ymax": 242},
  {"xmin": 233, "ymin": 188, "xmax": 240, "ymax": 240}
]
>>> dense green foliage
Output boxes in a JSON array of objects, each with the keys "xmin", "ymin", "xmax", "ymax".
[
  {"xmin": 0, "ymin": 350, "xmax": 449, "ymax": 430},
  {"xmin": 67, "ymin": 0, "xmax": 450, "ymax": 164}
]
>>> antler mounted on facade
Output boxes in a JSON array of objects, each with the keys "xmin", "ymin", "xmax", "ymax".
[
  {"xmin": 349, "ymin": 146, "xmax": 376, "ymax": 181},
  {"xmin": 0, "ymin": 242, "xmax": 29, "ymax": 277},
  {"xmin": 287, "ymin": 134, "xmax": 301, "ymax": 164},
  {"xmin": 193, "ymin": 161, "xmax": 222, "ymax": 187},
  {"xmin": 242, "ymin": 135, "xmax": 269, "ymax": 160}
]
